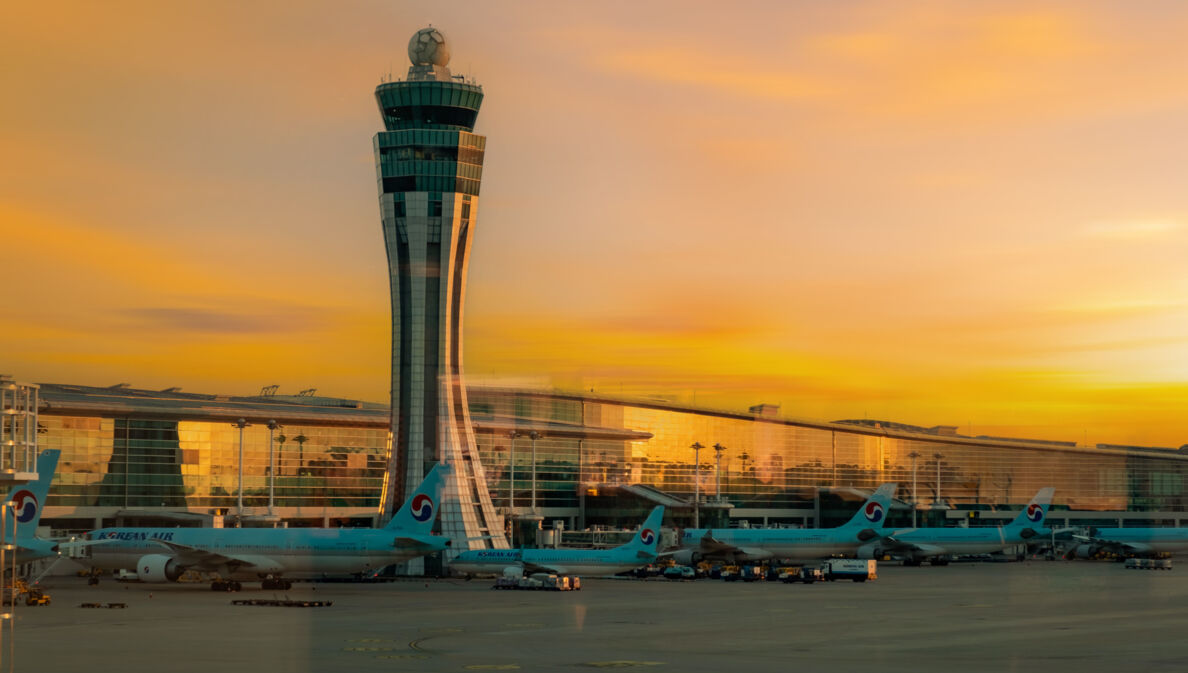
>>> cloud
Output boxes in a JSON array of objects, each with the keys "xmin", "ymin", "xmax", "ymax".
[
  {"xmin": 572, "ymin": 3, "xmax": 1188, "ymax": 134},
  {"xmin": 119, "ymin": 307, "xmax": 317, "ymax": 335},
  {"xmin": 593, "ymin": 46, "xmax": 836, "ymax": 103},
  {"xmin": 1083, "ymin": 218, "xmax": 1184, "ymax": 240}
]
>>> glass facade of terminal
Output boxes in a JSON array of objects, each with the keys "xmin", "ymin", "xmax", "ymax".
[
  {"xmin": 41, "ymin": 416, "xmax": 386, "ymax": 511},
  {"xmin": 468, "ymin": 390, "xmax": 1188, "ymax": 524},
  {"xmin": 35, "ymin": 386, "xmax": 1188, "ymax": 533}
]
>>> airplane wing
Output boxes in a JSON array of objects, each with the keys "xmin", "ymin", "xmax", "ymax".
[
  {"xmin": 698, "ymin": 532, "xmax": 742, "ymax": 555},
  {"xmin": 523, "ymin": 561, "xmax": 561, "ymax": 574},
  {"xmin": 149, "ymin": 539, "xmax": 273, "ymax": 571},
  {"xmin": 1072, "ymin": 535, "xmax": 1153, "ymax": 556},
  {"xmin": 880, "ymin": 537, "xmax": 948, "ymax": 557},
  {"xmin": 692, "ymin": 533, "xmax": 776, "ymax": 561},
  {"xmin": 393, "ymin": 535, "xmax": 445, "ymax": 549}
]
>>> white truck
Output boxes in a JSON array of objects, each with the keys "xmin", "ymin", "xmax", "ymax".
[
  {"xmin": 824, "ymin": 559, "xmax": 877, "ymax": 582},
  {"xmin": 494, "ymin": 572, "xmax": 580, "ymax": 591}
]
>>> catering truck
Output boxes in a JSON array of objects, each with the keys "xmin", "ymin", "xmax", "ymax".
[{"xmin": 825, "ymin": 559, "xmax": 877, "ymax": 582}]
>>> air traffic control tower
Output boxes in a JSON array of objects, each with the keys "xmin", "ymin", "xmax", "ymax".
[{"xmin": 373, "ymin": 27, "xmax": 508, "ymax": 561}]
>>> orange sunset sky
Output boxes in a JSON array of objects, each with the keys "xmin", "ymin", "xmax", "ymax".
[{"xmin": 2, "ymin": 2, "xmax": 1186, "ymax": 447}]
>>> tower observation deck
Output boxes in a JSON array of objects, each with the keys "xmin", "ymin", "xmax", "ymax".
[{"xmin": 374, "ymin": 27, "xmax": 508, "ymax": 564}]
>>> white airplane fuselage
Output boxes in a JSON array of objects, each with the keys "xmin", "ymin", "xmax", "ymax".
[
  {"xmin": 89, "ymin": 528, "xmax": 440, "ymax": 579},
  {"xmin": 887, "ymin": 526, "xmax": 1038, "ymax": 556},
  {"xmin": 1092, "ymin": 528, "xmax": 1188, "ymax": 554}
]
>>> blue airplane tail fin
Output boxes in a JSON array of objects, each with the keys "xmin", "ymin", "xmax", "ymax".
[
  {"xmin": 5, "ymin": 449, "xmax": 59, "ymax": 541},
  {"xmin": 841, "ymin": 483, "xmax": 896, "ymax": 528},
  {"xmin": 1008, "ymin": 488, "xmax": 1054, "ymax": 528},
  {"xmin": 385, "ymin": 463, "xmax": 449, "ymax": 533},
  {"xmin": 618, "ymin": 506, "xmax": 665, "ymax": 557}
]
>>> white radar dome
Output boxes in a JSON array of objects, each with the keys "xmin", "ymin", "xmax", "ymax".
[{"xmin": 408, "ymin": 27, "xmax": 450, "ymax": 67}]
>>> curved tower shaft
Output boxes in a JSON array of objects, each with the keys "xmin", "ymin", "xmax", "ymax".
[{"xmin": 374, "ymin": 28, "xmax": 509, "ymax": 563}]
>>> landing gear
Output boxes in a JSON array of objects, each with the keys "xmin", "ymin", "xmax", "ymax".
[
  {"xmin": 210, "ymin": 580, "xmax": 242, "ymax": 592},
  {"xmin": 261, "ymin": 579, "xmax": 292, "ymax": 590},
  {"xmin": 930, "ymin": 557, "xmax": 950, "ymax": 566},
  {"xmin": 903, "ymin": 558, "xmax": 922, "ymax": 567}
]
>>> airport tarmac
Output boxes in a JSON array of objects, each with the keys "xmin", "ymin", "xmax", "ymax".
[{"xmin": 8, "ymin": 561, "xmax": 1188, "ymax": 673}]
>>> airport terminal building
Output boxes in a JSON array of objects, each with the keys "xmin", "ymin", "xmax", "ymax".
[{"xmin": 37, "ymin": 382, "xmax": 1188, "ymax": 539}]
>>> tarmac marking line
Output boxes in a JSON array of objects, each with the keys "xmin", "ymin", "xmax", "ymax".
[
  {"xmin": 579, "ymin": 662, "xmax": 665, "ymax": 668},
  {"xmin": 503, "ymin": 623, "xmax": 545, "ymax": 627},
  {"xmin": 343, "ymin": 647, "xmax": 397, "ymax": 652}
]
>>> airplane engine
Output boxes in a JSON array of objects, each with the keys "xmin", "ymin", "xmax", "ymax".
[
  {"xmin": 670, "ymin": 550, "xmax": 701, "ymax": 566},
  {"xmin": 1071, "ymin": 544, "xmax": 1100, "ymax": 560},
  {"xmin": 136, "ymin": 554, "xmax": 185, "ymax": 582},
  {"xmin": 856, "ymin": 544, "xmax": 883, "ymax": 560}
]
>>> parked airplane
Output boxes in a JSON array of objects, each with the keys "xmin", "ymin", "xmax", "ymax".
[
  {"xmin": 874, "ymin": 487, "xmax": 1055, "ymax": 566},
  {"xmin": 1072, "ymin": 525, "xmax": 1188, "ymax": 559},
  {"xmin": 671, "ymin": 484, "xmax": 897, "ymax": 564},
  {"xmin": 86, "ymin": 463, "xmax": 451, "ymax": 590},
  {"xmin": 450, "ymin": 506, "xmax": 665, "ymax": 577},
  {"xmin": 4, "ymin": 449, "xmax": 63, "ymax": 564}
]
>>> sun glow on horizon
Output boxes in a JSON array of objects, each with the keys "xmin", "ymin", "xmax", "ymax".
[{"xmin": 3, "ymin": 2, "xmax": 1187, "ymax": 449}]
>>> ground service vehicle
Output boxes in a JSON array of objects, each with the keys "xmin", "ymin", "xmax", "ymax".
[
  {"xmin": 1125, "ymin": 558, "xmax": 1172, "ymax": 570},
  {"xmin": 495, "ymin": 573, "xmax": 579, "ymax": 590},
  {"xmin": 4, "ymin": 580, "xmax": 52, "ymax": 606},
  {"xmin": 825, "ymin": 559, "xmax": 877, "ymax": 582},
  {"xmin": 740, "ymin": 566, "xmax": 762, "ymax": 582},
  {"xmin": 782, "ymin": 567, "xmax": 824, "ymax": 584},
  {"xmin": 663, "ymin": 565, "xmax": 695, "ymax": 580}
]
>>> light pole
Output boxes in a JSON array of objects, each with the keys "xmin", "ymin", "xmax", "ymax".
[
  {"xmin": 276, "ymin": 432, "xmax": 287, "ymax": 506},
  {"xmin": 232, "ymin": 418, "xmax": 250, "ymax": 517},
  {"xmin": 712, "ymin": 443, "xmax": 726, "ymax": 502},
  {"xmin": 908, "ymin": 451, "xmax": 920, "ymax": 527},
  {"xmin": 266, "ymin": 420, "xmax": 279, "ymax": 516},
  {"xmin": 529, "ymin": 431, "xmax": 540, "ymax": 513},
  {"xmin": 506, "ymin": 430, "xmax": 522, "ymax": 548},
  {"xmin": 934, "ymin": 452, "xmax": 945, "ymax": 509},
  {"xmin": 507, "ymin": 430, "xmax": 520, "ymax": 514},
  {"xmin": 691, "ymin": 442, "xmax": 704, "ymax": 528}
]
